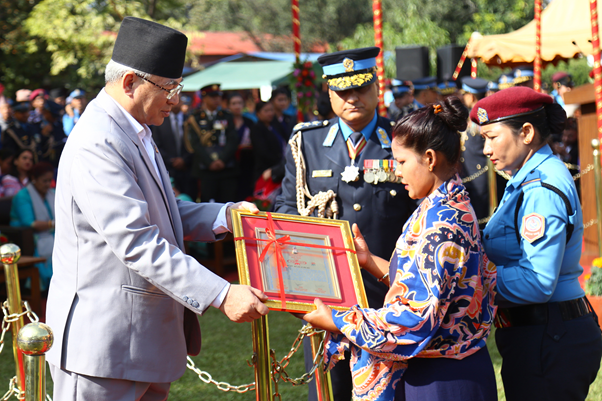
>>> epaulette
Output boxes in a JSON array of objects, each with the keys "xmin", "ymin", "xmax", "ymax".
[{"xmin": 292, "ymin": 120, "xmax": 330, "ymax": 133}]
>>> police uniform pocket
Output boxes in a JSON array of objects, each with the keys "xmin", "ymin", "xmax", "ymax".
[{"xmin": 373, "ymin": 184, "xmax": 410, "ymax": 219}]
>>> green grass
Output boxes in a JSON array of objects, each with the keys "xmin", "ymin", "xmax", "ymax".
[{"xmin": 0, "ymin": 312, "xmax": 601, "ymax": 400}]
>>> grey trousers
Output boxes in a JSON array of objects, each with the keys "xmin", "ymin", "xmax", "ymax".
[{"xmin": 49, "ymin": 364, "xmax": 171, "ymax": 401}]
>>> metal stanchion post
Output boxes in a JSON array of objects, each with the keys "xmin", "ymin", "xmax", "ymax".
[
  {"xmin": 592, "ymin": 139, "xmax": 602, "ymax": 256},
  {"xmin": 1, "ymin": 244, "xmax": 26, "ymax": 391},
  {"xmin": 487, "ymin": 159, "xmax": 498, "ymax": 217},
  {"xmin": 17, "ymin": 322, "xmax": 53, "ymax": 401},
  {"xmin": 252, "ymin": 315, "xmax": 272, "ymax": 401},
  {"xmin": 310, "ymin": 331, "xmax": 332, "ymax": 401}
]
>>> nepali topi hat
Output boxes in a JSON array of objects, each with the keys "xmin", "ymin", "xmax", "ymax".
[
  {"xmin": 470, "ymin": 86, "xmax": 553, "ymax": 126},
  {"xmin": 318, "ymin": 47, "xmax": 379, "ymax": 91},
  {"xmin": 111, "ymin": 17, "xmax": 188, "ymax": 80}
]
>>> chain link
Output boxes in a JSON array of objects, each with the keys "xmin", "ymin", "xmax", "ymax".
[
  {"xmin": 570, "ymin": 164, "xmax": 594, "ymax": 181},
  {"xmin": 461, "ymin": 166, "xmax": 489, "ymax": 184},
  {"xmin": 185, "ymin": 323, "xmax": 326, "ymax": 398},
  {"xmin": 584, "ymin": 219, "xmax": 599, "ymax": 230},
  {"xmin": 0, "ymin": 300, "xmax": 42, "ymax": 400}
]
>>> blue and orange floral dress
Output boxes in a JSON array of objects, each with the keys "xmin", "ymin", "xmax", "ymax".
[{"xmin": 324, "ymin": 175, "xmax": 497, "ymax": 400}]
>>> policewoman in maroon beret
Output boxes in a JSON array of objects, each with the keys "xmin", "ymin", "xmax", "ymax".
[{"xmin": 471, "ymin": 86, "xmax": 602, "ymax": 400}]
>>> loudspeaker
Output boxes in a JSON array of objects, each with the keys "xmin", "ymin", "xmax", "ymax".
[
  {"xmin": 437, "ymin": 44, "xmax": 471, "ymax": 83},
  {"xmin": 395, "ymin": 46, "xmax": 430, "ymax": 81}
]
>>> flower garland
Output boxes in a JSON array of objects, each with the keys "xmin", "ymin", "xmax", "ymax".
[{"xmin": 291, "ymin": 60, "xmax": 317, "ymax": 116}]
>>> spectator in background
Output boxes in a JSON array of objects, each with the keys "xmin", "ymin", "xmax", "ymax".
[
  {"xmin": 63, "ymin": 89, "xmax": 86, "ymax": 136},
  {"xmin": 250, "ymin": 101, "xmax": 285, "ymax": 190},
  {"xmin": 316, "ymin": 91, "xmax": 335, "ymax": 121},
  {"xmin": 551, "ymin": 72, "xmax": 575, "ymax": 113},
  {"xmin": 270, "ymin": 88, "xmax": 293, "ymax": 141},
  {"xmin": 389, "ymin": 80, "xmax": 416, "ymax": 121},
  {"xmin": 411, "ymin": 77, "xmax": 438, "ymax": 108},
  {"xmin": 28, "ymin": 89, "xmax": 47, "ymax": 130},
  {"xmin": 0, "ymin": 100, "xmax": 13, "ymax": 133},
  {"xmin": 10, "ymin": 162, "xmax": 55, "ymax": 290},
  {"xmin": 2, "ymin": 102, "xmax": 38, "ymax": 160},
  {"xmin": 151, "ymin": 97, "xmax": 196, "ymax": 200},
  {"xmin": 39, "ymin": 101, "xmax": 66, "ymax": 167},
  {"xmin": 49, "ymin": 88, "xmax": 67, "ymax": 108},
  {"xmin": 185, "ymin": 83, "xmax": 239, "ymax": 203},
  {"xmin": 3, "ymin": 148, "xmax": 34, "ymax": 197},
  {"xmin": 0, "ymin": 149, "xmax": 14, "ymax": 197},
  {"xmin": 180, "ymin": 95, "xmax": 191, "ymax": 116},
  {"xmin": 243, "ymin": 95, "xmax": 258, "ymax": 123},
  {"xmin": 228, "ymin": 93, "xmax": 256, "ymax": 200}
]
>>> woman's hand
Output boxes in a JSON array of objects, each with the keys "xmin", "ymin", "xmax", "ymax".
[
  {"xmin": 302, "ymin": 298, "xmax": 340, "ymax": 333},
  {"xmin": 352, "ymin": 223, "xmax": 373, "ymax": 269}
]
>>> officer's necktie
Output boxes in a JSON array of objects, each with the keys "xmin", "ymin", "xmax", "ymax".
[{"xmin": 346, "ymin": 132, "xmax": 367, "ymax": 161}]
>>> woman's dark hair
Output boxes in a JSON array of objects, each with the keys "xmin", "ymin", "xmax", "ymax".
[
  {"xmin": 0, "ymin": 149, "xmax": 14, "ymax": 162},
  {"xmin": 30, "ymin": 162, "xmax": 54, "ymax": 180},
  {"xmin": 393, "ymin": 96, "xmax": 468, "ymax": 166},
  {"xmin": 13, "ymin": 149, "xmax": 33, "ymax": 162},
  {"xmin": 255, "ymin": 101, "xmax": 271, "ymax": 114},
  {"xmin": 499, "ymin": 103, "xmax": 566, "ymax": 142},
  {"xmin": 228, "ymin": 92, "xmax": 243, "ymax": 103}
]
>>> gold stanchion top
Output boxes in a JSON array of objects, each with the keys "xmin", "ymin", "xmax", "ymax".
[
  {"xmin": 0, "ymin": 244, "xmax": 20, "ymax": 265},
  {"xmin": 17, "ymin": 322, "xmax": 53, "ymax": 355},
  {"xmin": 592, "ymin": 138, "xmax": 600, "ymax": 150}
]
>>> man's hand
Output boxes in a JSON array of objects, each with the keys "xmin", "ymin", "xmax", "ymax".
[
  {"xmin": 209, "ymin": 159, "xmax": 225, "ymax": 171},
  {"xmin": 171, "ymin": 157, "xmax": 185, "ymax": 170},
  {"xmin": 302, "ymin": 298, "xmax": 340, "ymax": 333},
  {"xmin": 226, "ymin": 201, "xmax": 259, "ymax": 231},
  {"xmin": 219, "ymin": 285, "xmax": 269, "ymax": 323}
]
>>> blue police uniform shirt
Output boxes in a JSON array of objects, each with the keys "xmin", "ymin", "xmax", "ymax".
[
  {"xmin": 550, "ymin": 89, "xmax": 565, "ymax": 108},
  {"xmin": 338, "ymin": 112, "xmax": 377, "ymax": 142},
  {"xmin": 483, "ymin": 144, "xmax": 584, "ymax": 306}
]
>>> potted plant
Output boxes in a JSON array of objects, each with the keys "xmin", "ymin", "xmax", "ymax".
[{"xmin": 585, "ymin": 257, "xmax": 602, "ymax": 316}]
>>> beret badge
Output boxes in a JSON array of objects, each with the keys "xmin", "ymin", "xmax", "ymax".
[
  {"xmin": 343, "ymin": 58, "xmax": 355, "ymax": 72},
  {"xmin": 477, "ymin": 108, "xmax": 489, "ymax": 124}
]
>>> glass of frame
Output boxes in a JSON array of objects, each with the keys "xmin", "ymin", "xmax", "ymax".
[{"xmin": 231, "ymin": 210, "xmax": 368, "ymax": 313}]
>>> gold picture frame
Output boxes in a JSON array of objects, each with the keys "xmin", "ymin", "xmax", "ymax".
[{"xmin": 231, "ymin": 210, "xmax": 368, "ymax": 312}]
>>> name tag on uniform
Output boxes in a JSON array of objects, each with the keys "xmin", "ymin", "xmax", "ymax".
[{"xmin": 312, "ymin": 170, "xmax": 333, "ymax": 178}]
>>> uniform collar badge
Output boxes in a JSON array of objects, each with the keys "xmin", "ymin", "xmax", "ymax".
[
  {"xmin": 477, "ymin": 107, "xmax": 489, "ymax": 124},
  {"xmin": 376, "ymin": 127, "xmax": 390, "ymax": 148}
]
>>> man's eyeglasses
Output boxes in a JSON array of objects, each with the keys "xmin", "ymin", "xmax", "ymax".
[{"xmin": 135, "ymin": 73, "xmax": 183, "ymax": 100}]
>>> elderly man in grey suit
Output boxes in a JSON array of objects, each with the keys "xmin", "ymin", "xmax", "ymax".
[{"xmin": 46, "ymin": 17, "xmax": 269, "ymax": 400}]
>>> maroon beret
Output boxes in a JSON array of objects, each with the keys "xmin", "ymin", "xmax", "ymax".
[{"xmin": 470, "ymin": 86, "xmax": 553, "ymax": 126}]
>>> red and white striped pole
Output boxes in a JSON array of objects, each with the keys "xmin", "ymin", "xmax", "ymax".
[
  {"xmin": 292, "ymin": 0, "xmax": 303, "ymax": 122},
  {"xmin": 534, "ymin": 0, "xmax": 543, "ymax": 92},
  {"xmin": 591, "ymin": 0, "xmax": 602, "ymax": 141},
  {"xmin": 373, "ymin": 0, "xmax": 386, "ymax": 117}
]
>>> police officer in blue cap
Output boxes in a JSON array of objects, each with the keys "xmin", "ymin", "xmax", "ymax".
[
  {"xmin": 498, "ymin": 73, "xmax": 515, "ymax": 90},
  {"xmin": 411, "ymin": 76, "xmax": 438, "ymax": 108},
  {"xmin": 437, "ymin": 80, "xmax": 458, "ymax": 100},
  {"xmin": 388, "ymin": 80, "xmax": 416, "ymax": 120},
  {"xmin": 513, "ymin": 65, "xmax": 534, "ymax": 88},
  {"xmin": 1, "ymin": 101, "xmax": 39, "ymax": 161},
  {"xmin": 274, "ymin": 46, "xmax": 415, "ymax": 401}
]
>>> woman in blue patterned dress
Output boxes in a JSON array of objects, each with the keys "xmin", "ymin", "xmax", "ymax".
[{"xmin": 303, "ymin": 96, "xmax": 498, "ymax": 400}]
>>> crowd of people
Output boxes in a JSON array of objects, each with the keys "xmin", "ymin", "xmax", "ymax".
[{"xmin": 0, "ymin": 15, "xmax": 598, "ymax": 401}]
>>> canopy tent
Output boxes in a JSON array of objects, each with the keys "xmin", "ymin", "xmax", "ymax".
[
  {"xmin": 182, "ymin": 61, "xmax": 294, "ymax": 92},
  {"xmin": 467, "ymin": 0, "xmax": 601, "ymax": 67}
]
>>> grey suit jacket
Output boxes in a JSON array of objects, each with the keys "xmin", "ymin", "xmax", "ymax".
[{"xmin": 46, "ymin": 89, "xmax": 228, "ymax": 383}]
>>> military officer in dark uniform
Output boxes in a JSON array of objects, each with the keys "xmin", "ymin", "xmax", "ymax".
[
  {"xmin": 513, "ymin": 66, "xmax": 534, "ymax": 89},
  {"xmin": 185, "ymin": 84, "xmax": 239, "ymax": 202},
  {"xmin": 388, "ymin": 80, "xmax": 416, "ymax": 121},
  {"xmin": 437, "ymin": 79, "xmax": 458, "ymax": 100},
  {"xmin": 274, "ymin": 47, "xmax": 415, "ymax": 401},
  {"xmin": 1, "ymin": 101, "xmax": 39, "ymax": 162}
]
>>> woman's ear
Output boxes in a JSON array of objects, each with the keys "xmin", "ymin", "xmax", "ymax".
[
  {"xmin": 424, "ymin": 149, "xmax": 437, "ymax": 172},
  {"xmin": 522, "ymin": 123, "xmax": 535, "ymax": 145}
]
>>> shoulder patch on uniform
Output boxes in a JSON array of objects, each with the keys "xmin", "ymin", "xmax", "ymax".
[
  {"xmin": 376, "ymin": 127, "xmax": 391, "ymax": 148},
  {"xmin": 293, "ymin": 120, "xmax": 328, "ymax": 133},
  {"xmin": 521, "ymin": 213, "xmax": 545, "ymax": 243},
  {"xmin": 323, "ymin": 123, "xmax": 339, "ymax": 147}
]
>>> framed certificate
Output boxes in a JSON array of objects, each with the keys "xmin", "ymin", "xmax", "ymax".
[{"xmin": 231, "ymin": 210, "xmax": 368, "ymax": 313}]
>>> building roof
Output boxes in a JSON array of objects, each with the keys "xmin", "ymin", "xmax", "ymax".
[{"xmin": 187, "ymin": 31, "xmax": 270, "ymax": 56}]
